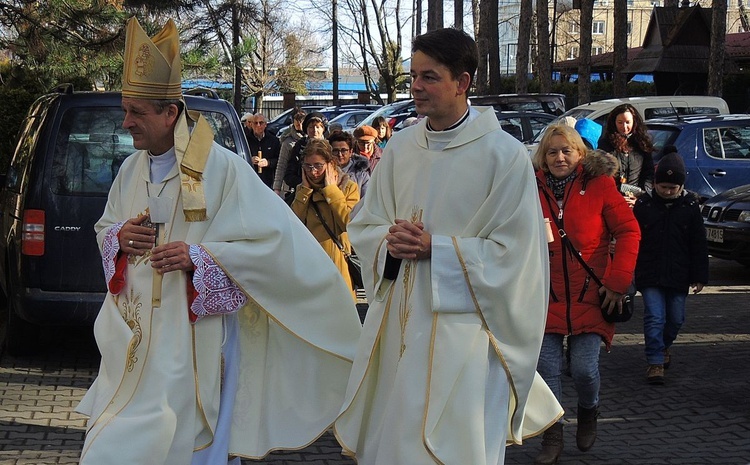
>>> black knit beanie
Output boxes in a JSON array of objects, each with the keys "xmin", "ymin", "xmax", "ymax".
[{"xmin": 654, "ymin": 147, "xmax": 686, "ymax": 186}]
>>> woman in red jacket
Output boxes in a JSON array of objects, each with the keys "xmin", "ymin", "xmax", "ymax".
[{"xmin": 533, "ymin": 125, "xmax": 640, "ymax": 465}]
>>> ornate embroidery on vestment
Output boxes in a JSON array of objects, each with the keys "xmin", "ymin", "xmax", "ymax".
[
  {"xmin": 399, "ymin": 205, "xmax": 423, "ymax": 358},
  {"xmin": 189, "ymin": 245, "xmax": 248, "ymax": 321},
  {"xmin": 120, "ymin": 289, "xmax": 143, "ymax": 372}
]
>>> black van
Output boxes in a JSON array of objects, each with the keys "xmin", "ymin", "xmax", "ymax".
[{"xmin": 0, "ymin": 86, "xmax": 251, "ymax": 354}]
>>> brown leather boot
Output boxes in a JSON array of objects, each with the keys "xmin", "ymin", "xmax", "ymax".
[
  {"xmin": 576, "ymin": 404, "xmax": 599, "ymax": 452},
  {"xmin": 534, "ymin": 422, "xmax": 564, "ymax": 465}
]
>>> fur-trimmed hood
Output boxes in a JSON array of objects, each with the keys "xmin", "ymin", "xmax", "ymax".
[
  {"xmin": 345, "ymin": 153, "xmax": 370, "ymax": 173},
  {"xmin": 581, "ymin": 149, "xmax": 619, "ymax": 179}
]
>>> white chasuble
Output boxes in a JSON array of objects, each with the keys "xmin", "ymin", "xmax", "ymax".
[
  {"xmin": 334, "ymin": 107, "xmax": 563, "ymax": 465},
  {"xmin": 78, "ymin": 142, "xmax": 362, "ymax": 465}
]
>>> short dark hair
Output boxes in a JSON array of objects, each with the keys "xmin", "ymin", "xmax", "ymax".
[
  {"xmin": 412, "ymin": 28, "xmax": 478, "ymax": 89},
  {"xmin": 327, "ymin": 130, "xmax": 354, "ymax": 149}
]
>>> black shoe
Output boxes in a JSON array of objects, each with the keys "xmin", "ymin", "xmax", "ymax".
[
  {"xmin": 534, "ymin": 422, "xmax": 564, "ymax": 465},
  {"xmin": 576, "ymin": 405, "xmax": 598, "ymax": 452}
]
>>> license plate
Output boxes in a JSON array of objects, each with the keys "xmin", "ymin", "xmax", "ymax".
[{"xmin": 706, "ymin": 227, "xmax": 724, "ymax": 243}]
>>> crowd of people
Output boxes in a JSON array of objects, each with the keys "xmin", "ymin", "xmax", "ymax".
[{"xmin": 78, "ymin": 17, "xmax": 710, "ymax": 465}]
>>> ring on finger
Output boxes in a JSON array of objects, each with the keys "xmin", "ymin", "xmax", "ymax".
[{"xmin": 128, "ymin": 240, "xmax": 134, "ymax": 247}]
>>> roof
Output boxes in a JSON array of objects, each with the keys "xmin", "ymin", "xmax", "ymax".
[{"xmin": 624, "ymin": 6, "xmax": 713, "ymax": 74}]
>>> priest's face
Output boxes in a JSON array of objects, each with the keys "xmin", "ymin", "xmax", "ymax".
[
  {"xmin": 409, "ymin": 50, "xmax": 471, "ymax": 131},
  {"xmin": 122, "ymin": 98, "xmax": 179, "ymax": 155},
  {"xmin": 545, "ymin": 134, "xmax": 583, "ymax": 179}
]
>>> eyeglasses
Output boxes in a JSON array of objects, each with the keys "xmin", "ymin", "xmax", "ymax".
[
  {"xmin": 251, "ymin": 121, "xmax": 266, "ymax": 125},
  {"xmin": 332, "ymin": 148, "xmax": 350, "ymax": 155},
  {"xmin": 302, "ymin": 163, "xmax": 326, "ymax": 172}
]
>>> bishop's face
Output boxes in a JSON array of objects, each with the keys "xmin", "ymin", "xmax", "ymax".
[{"xmin": 122, "ymin": 98, "xmax": 178, "ymax": 155}]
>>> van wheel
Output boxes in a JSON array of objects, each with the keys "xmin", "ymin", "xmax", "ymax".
[{"xmin": 4, "ymin": 299, "xmax": 40, "ymax": 356}]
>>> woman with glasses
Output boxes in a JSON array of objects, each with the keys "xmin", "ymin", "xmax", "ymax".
[
  {"xmin": 292, "ymin": 139, "xmax": 360, "ymax": 297},
  {"xmin": 353, "ymin": 125, "xmax": 383, "ymax": 172},
  {"xmin": 328, "ymin": 131, "xmax": 370, "ymax": 198}
]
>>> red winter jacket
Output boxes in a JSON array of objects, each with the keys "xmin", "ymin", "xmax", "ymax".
[{"xmin": 536, "ymin": 151, "xmax": 640, "ymax": 347}]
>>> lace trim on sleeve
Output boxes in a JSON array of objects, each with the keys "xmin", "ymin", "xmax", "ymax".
[
  {"xmin": 102, "ymin": 221, "xmax": 125, "ymax": 285},
  {"xmin": 189, "ymin": 244, "xmax": 247, "ymax": 321}
]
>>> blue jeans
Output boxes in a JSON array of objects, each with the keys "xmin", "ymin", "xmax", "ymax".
[
  {"xmin": 641, "ymin": 287, "xmax": 687, "ymax": 365},
  {"xmin": 537, "ymin": 333, "xmax": 601, "ymax": 411}
]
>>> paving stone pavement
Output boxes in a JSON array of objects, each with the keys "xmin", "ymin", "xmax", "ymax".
[{"xmin": 0, "ymin": 258, "xmax": 748, "ymax": 465}]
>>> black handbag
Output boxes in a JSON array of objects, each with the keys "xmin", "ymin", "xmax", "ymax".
[
  {"xmin": 544, "ymin": 195, "xmax": 634, "ymax": 323},
  {"xmin": 310, "ymin": 201, "xmax": 363, "ymax": 289}
]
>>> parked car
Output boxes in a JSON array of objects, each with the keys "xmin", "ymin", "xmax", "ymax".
[
  {"xmin": 646, "ymin": 114, "xmax": 750, "ymax": 201},
  {"xmin": 562, "ymin": 95, "xmax": 730, "ymax": 129},
  {"xmin": 701, "ymin": 183, "xmax": 750, "ymax": 267},
  {"xmin": 266, "ymin": 105, "xmax": 325, "ymax": 137},
  {"xmin": 0, "ymin": 86, "xmax": 252, "ymax": 354},
  {"xmin": 328, "ymin": 110, "xmax": 376, "ymax": 132},
  {"xmin": 318, "ymin": 104, "xmax": 381, "ymax": 122},
  {"xmin": 358, "ymin": 99, "xmax": 416, "ymax": 130},
  {"xmin": 527, "ymin": 95, "xmax": 731, "ymax": 158},
  {"xmin": 360, "ymin": 93, "xmax": 565, "ymax": 132},
  {"xmin": 494, "ymin": 111, "xmax": 557, "ymax": 143},
  {"xmin": 470, "ymin": 93, "xmax": 566, "ymax": 116}
]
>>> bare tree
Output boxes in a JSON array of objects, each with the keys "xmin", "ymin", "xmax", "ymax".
[
  {"xmin": 325, "ymin": 0, "xmax": 409, "ymax": 103},
  {"xmin": 612, "ymin": 0, "xmax": 628, "ymax": 97},
  {"xmin": 536, "ymin": 0, "xmax": 552, "ymax": 92},
  {"xmin": 577, "ymin": 0, "xmax": 593, "ymax": 104},
  {"xmin": 516, "ymin": 0, "xmax": 533, "ymax": 93},
  {"xmin": 708, "ymin": 0, "xmax": 727, "ymax": 96}
]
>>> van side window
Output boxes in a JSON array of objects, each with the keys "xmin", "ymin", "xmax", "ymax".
[
  {"xmin": 51, "ymin": 108, "xmax": 133, "ymax": 195},
  {"xmin": 200, "ymin": 111, "xmax": 237, "ymax": 153},
  {"xmin": 645, "ymin": 106, "xmax": 721, "ymax": 119}
]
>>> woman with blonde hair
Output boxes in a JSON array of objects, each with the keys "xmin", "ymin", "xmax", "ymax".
[
  {"xmin": 291, "ymin": 139, "xmax": 360, "ymax": 297},
  {"xmin": 533, "ymin": 124, "xmax": 640, "ymax": 465}
]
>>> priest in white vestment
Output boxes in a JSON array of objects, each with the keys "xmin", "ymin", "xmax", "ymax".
[
  {"xmin": 334, "ymin": 28, "xmax": 563, "ymax": 465},
  {"xmin": 76, "ymin": 18, "xmax": 362, "ymax": 465}
]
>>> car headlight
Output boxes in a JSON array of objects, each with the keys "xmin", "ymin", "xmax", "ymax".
[{"xmin": 739, "ymin": 211, "xmax": 750, "ymax": 223}]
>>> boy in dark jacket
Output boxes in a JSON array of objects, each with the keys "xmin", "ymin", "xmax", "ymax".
[{"xmin": 633, "ymin": 148, "xmax": 709, "ymax": 385}]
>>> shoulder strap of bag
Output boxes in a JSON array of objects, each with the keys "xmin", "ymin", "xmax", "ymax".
[
  {"xmin": 544, "ymin": 192, "xmax": 604, "ymax": 288},
  {"xmin": 310, "ymin": 200, "xmax": 347, "ymax": 254}
]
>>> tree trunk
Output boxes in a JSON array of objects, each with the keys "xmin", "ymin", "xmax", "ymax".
[
  {"xmin": 516, "ymin": 0, "xmax": 533, "ymax": 93},
  {"xmin": 487, "ymin": 0, "xmax": 500, "ymax": 93},
  {"xmin": 578, "ymin": 0, "xmax": 593, "ymax": 104},
  {"xmin": 232, "ymin": 2, "xmax": 243, "ymax": 113},
  {"xmin": 613, "ymin": 0, "xmax": 628, "ymax": 97},
  {"xmin": 427, "ymin": 0, "xmax": 443, "ymax": 31},
  {"xmin": 708, "ymin": 0, "xmax": 727, "ymax": 96},
  {"xmin": 536, "ymin": 0, "xmax": 552, "ymax": 92},
  {"xmin": 455, "ymin": 0, "xmax": 463, "ymax": 29},
  {"xmin": 414, "ymin": 0, "xmax": 422, "ymax": 37},
  {"xmin": 476, "ymin": 1, "xmax": 490, "ymax": 94}
]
